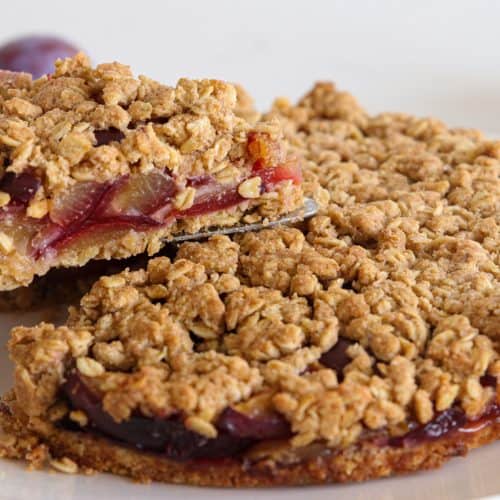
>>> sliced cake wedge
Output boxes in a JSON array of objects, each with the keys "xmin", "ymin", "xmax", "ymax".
[{"xmin": 0, "ymin": 54, "xmax": 302, "ymax": 290}]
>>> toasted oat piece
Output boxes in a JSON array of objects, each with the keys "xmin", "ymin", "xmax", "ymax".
[{"xmin": 0, "ymin": 54, "xmax": 303, "ymax": 291}]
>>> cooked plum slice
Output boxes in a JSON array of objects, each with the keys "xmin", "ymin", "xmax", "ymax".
[
  {"xmin": 99, "ymin": 171, "xmax": 177, "ymax": 219},
  {"xmin": 50, "ymin": 182, "xmax": 110, "ymax": 227},
  {"xmin": 217, "ymin": 407, "xmax": 290, "ymax": 440},
  {"xmin": 31, "ymin": 182, "xmax": 111, "ymax": 257},
  {"xmin": 0, "ymin": 171, "xmax": 41, "ymax": 205},
  {"xmin": 255, "ymin": 162, "xmax": 302, "ymax": 190},
  {"xmin": 45, "ymin": 217, "xmax": 162, "ymax": 261},
  {"xmin": 94, "ymin": 129, "xmax": 125, "ymax": 147},
  {"xmin": 319, "ymin": 338, "xmax": 353, "ymax": 380}
]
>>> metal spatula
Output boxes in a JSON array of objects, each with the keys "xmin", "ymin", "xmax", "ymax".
[{"xmin": 171, "ymin": 197, "xmax": 318, "ymax": 243}]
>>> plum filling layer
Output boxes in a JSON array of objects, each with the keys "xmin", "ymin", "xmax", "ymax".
[
  {"xmin": 0, "ymin": 133, "xmax": 301, "ymax": 262},
  {"xmin": 62, "ymin": 370, "xmax": 499, "ymax": 463},
  {"xmin": 63, "ymin": 372, "xmax": 291, "ymax": 461}
]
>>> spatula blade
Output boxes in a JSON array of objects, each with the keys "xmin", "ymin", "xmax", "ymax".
[{"xmin": 170, "ymin": 197, "xmax": 318, "ymax": 243}]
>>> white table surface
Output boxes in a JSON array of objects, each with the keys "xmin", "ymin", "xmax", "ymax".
[{"xmin": 0, "ymin": 1, "xmax": 499, "ymax": 498}]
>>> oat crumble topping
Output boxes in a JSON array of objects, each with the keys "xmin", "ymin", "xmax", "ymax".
[
  {"xmin": 0, "ymin": 53, "xmax": 283, "ymax": 199},
  {"xmin": 7, "ymin": 81, "xmax": 499, "ymax": 451}
]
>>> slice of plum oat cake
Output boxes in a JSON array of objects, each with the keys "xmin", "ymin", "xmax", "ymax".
[
  {"xmin": 0, "ymin": 83, "xmax": 498, "ymax": 486},
  {"xmin": 0, "ymin": 53, "xmax": 302, "ymax": 291}
]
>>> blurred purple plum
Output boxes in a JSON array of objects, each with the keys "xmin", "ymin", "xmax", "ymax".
[{"xmin": 0, "ymin": 35, "xmax": 80, "ymax": 78}]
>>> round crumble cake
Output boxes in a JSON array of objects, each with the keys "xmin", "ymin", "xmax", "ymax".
[{"xmin": 0, "ymin": 80, "xmax": 498, "ymax": 486}]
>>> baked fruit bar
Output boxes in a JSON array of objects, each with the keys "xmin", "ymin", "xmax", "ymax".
[
  {"xmin": 0, "ymin": 54, "xmax": 302, "ymax": 290},
  {"xmin": 1, "ymin": 82, "xmax": 498, "ymax": 486}
]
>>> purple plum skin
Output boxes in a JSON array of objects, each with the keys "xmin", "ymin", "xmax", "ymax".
[{"xmin": 0, "ymin": 35, "xmax": 79, "ymax": 78}]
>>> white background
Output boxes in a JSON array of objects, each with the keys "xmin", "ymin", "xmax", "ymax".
[
  {"xmin": 1, "ymin": 0, "xmax": 500, "ymax": 132},
  {"xmin": 0, "ymin": 1, "xmax": 499, "ymax": 498}
]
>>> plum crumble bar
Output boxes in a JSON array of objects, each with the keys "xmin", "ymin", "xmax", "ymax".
[
  {"xmin": 0, "ymin": 54, "xmax": 302, "ymax": 290},
  {"xmin": 0, "ymin": 82, "xmax": 498, "ymax": 486}
]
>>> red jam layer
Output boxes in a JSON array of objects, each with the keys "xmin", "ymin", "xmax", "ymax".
[{"xmin": 63, "ymin": 371, "xmax": 499, "ymax": 462}]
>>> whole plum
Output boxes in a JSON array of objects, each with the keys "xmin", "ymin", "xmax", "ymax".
[{"xmin": 0, "ymin": 35, "xmax": 79, "ymax": 78}]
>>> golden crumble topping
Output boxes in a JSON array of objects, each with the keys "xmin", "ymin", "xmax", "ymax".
[
  {"xmin": 0, "ymin": 53, "xmax": 286, "ymax": 200},
  {"xmin": 7, "ymin": 81, "xmax": 499, "ymax": 450}
]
